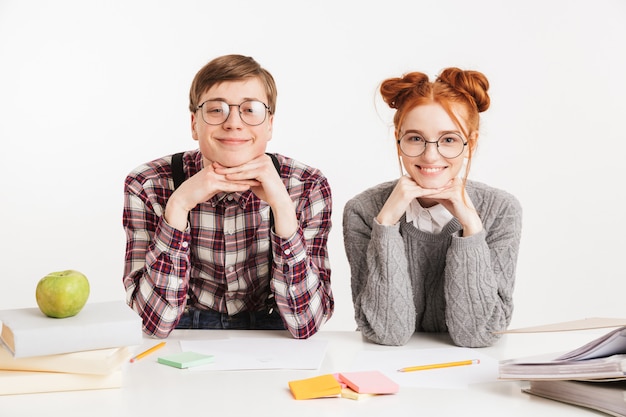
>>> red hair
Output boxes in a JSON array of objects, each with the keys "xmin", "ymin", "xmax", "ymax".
[{"xmin": 380, "ymin": 68, "xmax": 490, "ymax": 182}]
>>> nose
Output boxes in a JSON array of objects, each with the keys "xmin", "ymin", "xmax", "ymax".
[
  {"xmin": 222, "ymin": 105, "xmax": 244, "ymax": 128},
  {"xmin": 421, "ymin": 141, "xmax": 440, "ymax": 161}
]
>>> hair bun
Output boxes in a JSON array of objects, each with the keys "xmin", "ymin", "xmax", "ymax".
[
  {"xmin": 380, "ymin": 72, "xmax": 430, "ymax": 110},
  {"xmin": 437, "ymin": 68, "xmax": 490, "ymax": 113}
]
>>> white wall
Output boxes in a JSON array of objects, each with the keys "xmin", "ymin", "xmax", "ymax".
[{"xmin": 1, "ymin": 0, "xmax": 625, "ymax": 332}]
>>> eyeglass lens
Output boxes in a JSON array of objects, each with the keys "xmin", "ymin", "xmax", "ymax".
[
  {"xmin": 199, "ymin": 100, "xmax": 268, "ymax": 126},
  {"xmin": 399, "ymin": 132, "xmax": 466, "ymax": 158}
]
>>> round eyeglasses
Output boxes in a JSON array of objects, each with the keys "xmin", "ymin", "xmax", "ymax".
[
  {"xmin": 397, "ymin": 132, "xmax": 468, "ymax": 159},
  {"xmin": 196, "ymin": 99, "xmax": 271, "ymax": 126}
]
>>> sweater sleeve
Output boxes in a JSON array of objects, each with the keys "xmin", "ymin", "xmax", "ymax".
[
  {"xmin": 443, "ymin": 190, "xmax": 523, "ymax": 347},
  {"xmin": 343, "ymin": 196, "xmax": 416, "ymax": 346}
]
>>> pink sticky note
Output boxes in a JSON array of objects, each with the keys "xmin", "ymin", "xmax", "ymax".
[
  {"xmin": 332, "ymin": 373, "xmax": 347, "ymax": 388},
  {"xmin": 338, "ymin": 371, "xmax": 399, "ymax": 394}
]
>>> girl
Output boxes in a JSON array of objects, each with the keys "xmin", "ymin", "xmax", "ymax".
[{"xmin": 343, "ymin": 68, "xmax": 522, "ymax": 347}]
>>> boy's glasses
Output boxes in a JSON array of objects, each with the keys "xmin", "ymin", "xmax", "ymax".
[{"xmin": 197, "ymin": 100, "xmax": 270, "ymax": 126}]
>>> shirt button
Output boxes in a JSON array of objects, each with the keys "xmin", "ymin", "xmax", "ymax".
[
  {"xmin": 181, "ymin": 241, "xmax": 189, "ymax": 248},
  {"xmin": 228, "ymin": 266, "xmax": 234, "ymax": 273},
  {"xmin": 284, "ymin": 249, "xmax": 291, "ymax": 255},
  {"xmin": 226, "ymin": 229, "xmax": 234, "ymax": 235}
]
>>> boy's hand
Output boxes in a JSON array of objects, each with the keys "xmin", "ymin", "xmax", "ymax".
[
  {"xmin": 214, "ymin": 155, "xmax": 298, "ymax": 239},
  {"xmin": 212, "ymin": 154, "xmax": 284, "ymax": 207},
  {"xmin": 164, "ymin": 162, "xmax": 256, "ymax": 231}
]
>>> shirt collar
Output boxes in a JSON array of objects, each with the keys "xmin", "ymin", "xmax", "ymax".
[
  {"xmin": 209, "ymin": 191, "xmax": 254, "ymax": 209},
  {"xmin": 406, "ymin": 199, "xmax": 453, "ymax": 233}
]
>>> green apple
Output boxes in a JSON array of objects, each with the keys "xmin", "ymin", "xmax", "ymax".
[{"xmin": 35, "ymin": 270, "xmax": 90, "ymax": 318}]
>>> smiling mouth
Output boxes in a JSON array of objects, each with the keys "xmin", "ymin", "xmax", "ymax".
[
  {"xmin": 417, "ymin": 166, "xmax": 447, "ymax": 173},
  {"xmin": 218, "ymin": 138, "xmax": 249, "ymax": 145}
]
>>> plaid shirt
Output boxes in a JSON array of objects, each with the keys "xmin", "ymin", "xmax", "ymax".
[{"xmin": 123, "ymin": 150, "xmax": 333, "ymax": 339}]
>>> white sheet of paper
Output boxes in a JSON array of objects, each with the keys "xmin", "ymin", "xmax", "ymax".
[
  {"xmin": 348, "ymin": 347, "xmax": 499, "ymax": 389},
  {"xmin": 496, "ymin": 318, "xmax": 626, "ymax": 334},
  {"xmin": 179, "ymin": 337, "xmax": 329, "ymax": 370}
]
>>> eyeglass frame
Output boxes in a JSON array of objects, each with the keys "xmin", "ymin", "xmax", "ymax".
[
  {"xmin": 196, "ymin": 99, "xmax": 272, "ymax": 126},
  {"xmin": 397, "ymin": 131, "xmax": 468, "ymax": 159}
]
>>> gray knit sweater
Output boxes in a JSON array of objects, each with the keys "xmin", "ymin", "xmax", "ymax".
[{"xmin": 342, "ymin": 179, "xmax": 522, "ymax": 347}]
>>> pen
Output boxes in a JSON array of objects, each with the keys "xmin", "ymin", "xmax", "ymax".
[
  {"xmin": 130, "ymin": 341, "xmax": 166, "ymax": 363},
  {"xmin": 397, "ymin": 359, "xmax": 480, "ymax": 372}
]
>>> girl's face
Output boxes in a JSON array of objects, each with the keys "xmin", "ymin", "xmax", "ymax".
[{"xmin": 398, "ymin": 103, "xmax": 471, "ymax": 189}]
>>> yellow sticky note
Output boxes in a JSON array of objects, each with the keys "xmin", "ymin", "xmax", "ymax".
[
  {"xmin": 341, "ymin": 387, "xmax": 376, "ymax": 400},
  {"xmin": 288, "ymin": 374, "xmax": 342, "ymax": 400}
]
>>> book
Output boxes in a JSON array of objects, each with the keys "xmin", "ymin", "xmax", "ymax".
[
  {"xmin": 499, "ymin": 326, "xmax": 626, "ymax": 380},
  {"xmin": 0, "ymin": 369, "xmax": 123, "ymax": 396},
  {"xmin": 0, "ymin": 343, "xmax": 131, "ymax": 375},
  {"xmin": 524, "ymin": 379, "xmax": 626, "ymax": 417},
  {"xmin": 288, "ymin": 374, "xmax": 342, "ymax": 400},
  {"xmin": 157, "ymin": 351, "xmax": 215, "ymax": 369},
  {"xmin": 500, "ymin": 354, "xmax": 626, "ymax": 380},
  {"xmin": 0, "ymin": 300, "xmax": 143, "ymax": 358},
  {"xmin": 337, "ymin": 371, "xmax": 399, "ymax": 394}
]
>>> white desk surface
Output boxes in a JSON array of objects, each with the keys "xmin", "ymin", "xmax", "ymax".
[{"xmin": 0, "ymin": 328, "xmax": 612, "ymax": 416}]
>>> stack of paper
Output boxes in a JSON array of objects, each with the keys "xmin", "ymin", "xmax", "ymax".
[
  {"xmin": 524, "ymin": 380, "xmax": 626, "ymax": 417},
  {"xmin": 499, "ymin": 325, "xmax": 626, "ymax": 380},
  {"xmin": 0, "ymin": 300, "xmax": 142, "ymax": 395},
  {"xmin": 499, "ymin": 325, "xmax": 626, "ymax": 416}
]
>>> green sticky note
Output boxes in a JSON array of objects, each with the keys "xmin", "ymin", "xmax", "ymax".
[{"xmin": 157, "ymin": 351, "xmax": 215, "ymax": 369}]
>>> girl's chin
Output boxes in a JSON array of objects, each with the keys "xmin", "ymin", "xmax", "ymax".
[{"xmin": 413, "ymin": 176, "xmax": 451, "ymax": 189}]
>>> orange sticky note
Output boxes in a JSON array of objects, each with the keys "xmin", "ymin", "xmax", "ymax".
[
  {"xmin": 288, "ymin": 374, "xmax": 342, "ymax": 400},
  {"xmin": 338, "ymin": 371, "xmax": 399, "ymax": 394}
]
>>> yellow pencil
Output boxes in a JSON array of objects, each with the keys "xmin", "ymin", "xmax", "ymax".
[
  {"xmin": 130, "ymin": 341, "xmax": 166, "ymax": 363},
  {"xmin": 397, "ymin": 359, "xmax": 480, "ymax": 372}
]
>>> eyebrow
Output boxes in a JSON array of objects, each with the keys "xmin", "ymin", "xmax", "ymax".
[
  {"xmin": 201, "ymin": 97, "xmax": 263, "ymax": 104},
  {"xmin": 401, "ymin": 129, "xmax": 462, "ymax": 136}
]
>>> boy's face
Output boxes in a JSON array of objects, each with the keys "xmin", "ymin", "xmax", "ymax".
[{"xmin": 191, "ymin": 78, "xmax": 273, "ymax": 168}]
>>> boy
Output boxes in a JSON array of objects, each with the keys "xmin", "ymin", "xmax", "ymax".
[{"xmin": 123, "ymin": 55, "xmax": 333, "ymax": 339}]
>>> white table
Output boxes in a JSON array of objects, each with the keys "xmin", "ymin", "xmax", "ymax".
[{"xmin": 0, "ymin": 328, "xmax": 611, "ymax": 416}]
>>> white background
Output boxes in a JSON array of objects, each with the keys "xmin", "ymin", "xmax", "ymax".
[{"xmin": 1, "ymin": 0, "xmax": 625, "ymax": 332}]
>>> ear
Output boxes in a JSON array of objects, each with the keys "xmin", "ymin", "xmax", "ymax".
[
  {"xmin": 394, "ymin": 131, "xmax": 402, "ymax": 156},
  {"xmin": 191, "ymin": 112, "xmax": 199, "ymax": 141},
  {"xmin": 468, "ymin": 130, "xmax": 479, "ymax": 153},
  {"xmin": 266, "ymin": 114, "xmax": 274, "ymax": 140}
]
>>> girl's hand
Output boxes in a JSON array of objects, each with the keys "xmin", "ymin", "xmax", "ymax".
[
  {"xmin": 420, "ymin": 177, "xmax": 483, "ymax": 236},
  {"xmin": 376, "ymin": 175, "xmax": 452, "ymax": 226},
  {"xmin": 377, "ymin": 176, "xmax": 483, "ymax": 237}
]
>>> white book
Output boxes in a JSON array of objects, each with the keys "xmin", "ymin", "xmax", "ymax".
[
  {"xmin": 0, "ymin": 369, "xmax": 123, "ymax": 396},
  {"xmin": 0, "ymin": 300, "xmax": 143, "ymax": 358},
  {"xmin": 0, "ymin": 343, "xmax": 131, "ymax": 375}
]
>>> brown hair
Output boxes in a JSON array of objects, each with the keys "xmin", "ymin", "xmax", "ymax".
[
  {"xmin": 380, "ymin": 67, "xmax": 490, "ymax": 180},
  {"xmin": 188, "ymin": 54, "xmax": 277, "ymax": 114}
]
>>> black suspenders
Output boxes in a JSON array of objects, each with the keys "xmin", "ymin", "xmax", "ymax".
[{"xmin": 170, "ymin": 152, "xmax": 281, "ymax": 313}]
